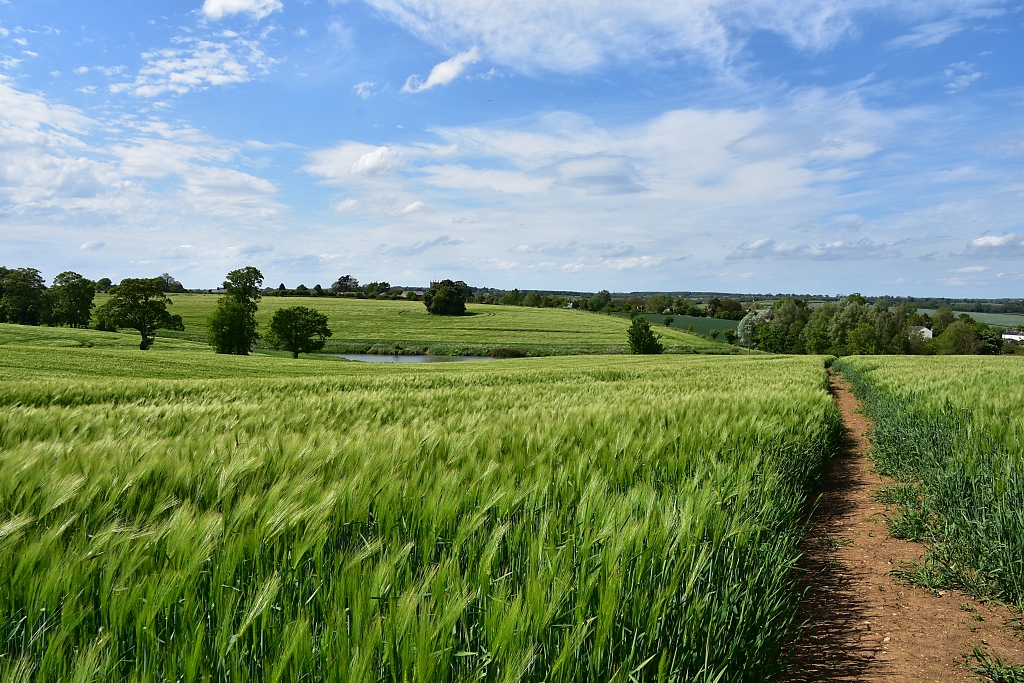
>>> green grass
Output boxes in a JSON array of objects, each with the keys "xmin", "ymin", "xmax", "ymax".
[
  {"xmin": 835, "ymin": 356, "xmax": 1024, "ymax": 606},
  {"xmin": 0, "ymin": 345, "xmax": 841, "ymax": 682},
  {"xmin": 95, "ymin": 293, "xmax": 730, "ymax": 355}
]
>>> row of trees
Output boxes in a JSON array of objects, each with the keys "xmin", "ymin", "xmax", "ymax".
[
  {"xmin": 0, "ymin": 267, "xmax": 98, "ymax": 328},
  {"xmin": 737, "ymin": 297, "xmax": 1009, "ymax": 356}
]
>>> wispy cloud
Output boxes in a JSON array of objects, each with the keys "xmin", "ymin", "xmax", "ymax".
[
  {"xmin": 111, "ymin": 37, "xmax": 272, "ymax": 97},
  {"xmin": 402, "ymin": 47, "xmax": 479, "ymax": 93},
  {"xmin": 945, "ymin": 61, "xmax": 982, "ymax": 93}
]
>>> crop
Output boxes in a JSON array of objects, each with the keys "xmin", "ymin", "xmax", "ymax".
[
  {"xmin": 1, "ymin": 350, "xmax": 840, "ymax": 681},
  {"xmin": 93, "ymin": 294, "xmax": 728, "ymax": 356},
  {"xmin": 835, "ymin": 356, "xmax": 1024, "ymax": 606}
]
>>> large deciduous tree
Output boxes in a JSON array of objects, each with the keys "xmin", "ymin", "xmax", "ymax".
[
  {"xmin": 95, "ymin": 278, "xmax": 184, "ymax": 350},
  {"xmin": 0, "ymin": 267, "xmax": 48, "ymax": 325},
  {"xmin": 49, "ymin": 271, "xmax": 96, "ymax": 328},
  {"xmin": 207, "ymin": 267, "xmax": 263, "ymax": 355},
  {"xmin": 423, "ymin": 279, "xmax": 471, "ymax": 316},
  {"xmin": 331, "ymin": 275, "xmax": 359, "ymax": 293},
  {"xmin": 264, "ymin": 306, "xmax": 332, "ymax": 358}
]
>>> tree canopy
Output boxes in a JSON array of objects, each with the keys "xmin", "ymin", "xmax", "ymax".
[
  {"xmin": 95, "ymin": 278, "xmax": 184, "ymax": 350},
  {"xmin": 49, "ymin": 271, "xmax": 96, "ymax": 328},
  {"xmin": 208, "ymin": 267, "xmax": 264, "ymax": 355},
  {"xmin": 0, "ymin": 267, "xmax": 48, "ymax": 325},
  {"xmin": 264, "ymin": 306, "xmax": 332, "ymax": 358},
  {"xmin": 627, "ymin": 316, "xmax": 664, "ymax": 354},
  {"xmin": 423, "ymin": 279, "xmax": 471, "ymax": 316}
]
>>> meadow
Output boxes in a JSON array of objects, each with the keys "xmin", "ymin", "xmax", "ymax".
[
  {"xmin": 834, "ymin": 356, "xmax": 1024, "ymax": 606},
  {"xmin": 95, "ymin": 293, "xmax": 728, "ymax": 356},
  {"xmin": 0, "ymin": 336, "xmax": 841, "ymax": 682}
]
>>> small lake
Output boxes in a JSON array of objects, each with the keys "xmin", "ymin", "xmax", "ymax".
[{"xmin": 331, "ymin": 354, "xmax": 497, "ymax": 364}]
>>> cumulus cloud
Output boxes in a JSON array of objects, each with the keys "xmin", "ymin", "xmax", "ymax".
[
  {"xmin": 201, "ymin": 0, "xmax": 282, "ymax": 20},
  {"xmin": 402, "ymin": 47, "xmax": 480, "ymax": 93},
  {"xmin": 80, "ymin": 240, "xmax": 105, "ymax": 251},
  {"xmin": 953, "ymin": 233, "xmax": 1024, "ymax": 258},
  {"xmin": 350, "ymin": 146, "xmax": 401, "ymax": 175}
]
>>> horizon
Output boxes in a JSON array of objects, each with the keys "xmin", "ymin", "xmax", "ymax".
[{"xmin": 1, "ymin": 0, "xmax": 1022, "ymax": 297}]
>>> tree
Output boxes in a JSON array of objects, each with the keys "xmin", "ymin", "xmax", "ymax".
[
  {"xmin": 332, "ymin": 275, "xmax": 359, "ymax": 293},
  {"xmin": 723, "ymin": 329, "xmax": 737, "ymax": 344},
  {"xmin": 95, "ymin": 277, "xmax": 113, "ymax": 292},
  {"xmin": 264, "ymin": 306, "xmax": 332, "ymax": 358},
  {"xmin": 49, "ymin": 271, "xmax": 96, "ymax": 328},
  {"xmin": 160, "ymin": 273, "xmax": 185, "ymax": 293},
  {"xmin": 424, "ymin": 279, "xmax": 471, "ymax": 316},
  {"xmin": 0, "ymin": 267, "xmax": 47, "ymax": 325},
  {"xmin": 934, "ymin": 320, "xmax": 981, "ymax": 355},
  {"xmin": 95, "ymin": 278, "xmax": 183, "ymax": 349},
  {"xmin": 663, "ymin": 316, "xmax": 674, "ymax": 327},
  {"xmin": 208, "ymin": 267, "xmax": 263, "ymax": 355},
  {"xmin": 708, "ymin": 328, "xmax": 720, "ymax": 341},
  {"xmin": 588, "ymin": 290, "xmax": 611, "ymax": 312},
  {"xmin": 522, "ymin": 291, "xmax": 541, "ymax": 307},
  {"xmin": 627, "ymin": 316, "xmax": 663, "ymax": 354}
]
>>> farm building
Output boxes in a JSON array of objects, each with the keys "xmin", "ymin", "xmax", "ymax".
[
  {"xmin": 1003, "ymin": 330, "xmax": 1024, "ymax": 342},
  {"xmin": 908, "ymin": 325, "xmax": 933, "ymax": 339}
]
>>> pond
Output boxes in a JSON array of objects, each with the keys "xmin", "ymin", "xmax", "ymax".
[{"xmin": 330, "ymin": 354, "xmax": 497, "ymax": 364}]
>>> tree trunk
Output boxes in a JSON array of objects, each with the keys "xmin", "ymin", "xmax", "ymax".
[
  {"xmin": 292, "ymin": 350, "xmax": 299, "ymax": 359},
  {"xmin": 140, "ymin": 334, "xmax": 151, "ymax": 350}
]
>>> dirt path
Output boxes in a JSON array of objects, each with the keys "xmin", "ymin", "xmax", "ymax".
[{"xmin": 785, "ymin": 373, "xmax": 1023, "ymax": 682}]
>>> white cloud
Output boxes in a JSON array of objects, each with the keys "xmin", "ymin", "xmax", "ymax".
[
  {"xmin": 952, "ymin": 265, "xmax": 988, "ymax": 272},
  {"xmin": 201, "ymin": 0, "xmax": 282, "ymax": 21},
  {"xmin": 332, "ymin": 198, "xmax": 359, "ymax": 212},
  {"xmin": 397, "ymin": 200, "xmax": 425, "ymax": 215},
  {"xmin": 352, "ymin": 81, "xmax": 376, "ymax": 99},
  {"xmin": 350, "ymin": 145, "xmax": 402, "ymax": 175},
  {"xmin": 73, "ymin": 66, "xmax": 89, "ymax": 74},
  {"xmin": 80, "ymin": 241, "xmax": 105, "ymax": 251},
  {"xmin": 0, "ymin": 57, "xmax": 21, "ymax": 70},
  {"xmin": 362, "ymin": 0, "xmax": 1000, "ymax": 73},
  {"xmin": 945, "ymin": 61, "xmax": 982, "ymax": 94},
  {"xmin": 402, "ymin": 47, "xmax": 479, "ymax": 93},
  {"xmin": 111, "ymin": 38, "xmax": 271, "ymax": 97},
  {"xmin": 886, "ymin": 18, "xmax": 965, "ymax": 50},
  {"xmin": 972, "ymin": 234, "xmax": 1021, "ymax": 248}
]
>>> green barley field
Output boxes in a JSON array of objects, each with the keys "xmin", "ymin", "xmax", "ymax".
[
  {"xmin": 0, "ymin": 326, "xmax": 840, "ymax": 682},
  {"xmin": 93, "ymin": 293, "xmax": 728, "ymax": 356},
  {"xmin": 835, "ymin": 356, "xmax": 1024, "ymax": 606}
]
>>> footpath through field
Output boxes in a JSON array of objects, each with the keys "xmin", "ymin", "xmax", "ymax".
[{"xmin": 786, "ymin": 372, "xmax": 1024, "ymax": 682}]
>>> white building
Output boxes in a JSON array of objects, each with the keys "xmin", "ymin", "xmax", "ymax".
[
  {"xmin": 1003, "ymin": 330, "xmax": 1024, "ymax": 342},
  {"xmin": 908, "ymin": 325, "xmax": 933, "ymax": 340}
]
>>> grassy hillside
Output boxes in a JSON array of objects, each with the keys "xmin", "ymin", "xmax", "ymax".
[
  {"xmin": 0, "ymin": 347, "xmax": 839, "ymax": 681},
  {"xmin": 95, "ymin": 293, "xmax": 730, "ymax": 355}
]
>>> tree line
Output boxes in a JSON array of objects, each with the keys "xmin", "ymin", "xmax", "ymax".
[{"xmin": 737, "ymin": 295, "xmax": 1014, "ymax": 356}]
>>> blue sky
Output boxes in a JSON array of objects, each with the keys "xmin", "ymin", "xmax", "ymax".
[{"xmin": 1, "ymin": 0, "xmax": 1022, "ymax": 295}]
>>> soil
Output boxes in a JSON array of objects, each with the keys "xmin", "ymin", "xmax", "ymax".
[{"xmin": 785, "ymin": 372, "xmax": 1024, "ymax": 682}]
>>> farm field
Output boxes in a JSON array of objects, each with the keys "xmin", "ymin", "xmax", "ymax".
[
  {"xmin": 612, "ymin": 312, "xmax": 740, "ymax": 336},
  {"xmin": 916, "ymin": 308, "xmax": 1024, "ymax": 328},
  {"xmin": 835, "ymin": 356, "xmax": 1024, "ymax": 607},
  {"xmin": 94, "ymin": 293, "xmax": 729, "ymax": 355},
  {"xmin": 0, "ymin": 346, "xmax": 840, "ymax": 682}
]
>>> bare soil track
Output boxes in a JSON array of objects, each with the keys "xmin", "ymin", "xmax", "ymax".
[{"xmin": 785, "ymin": 372, "xmax": 1024, "ymax": 682}]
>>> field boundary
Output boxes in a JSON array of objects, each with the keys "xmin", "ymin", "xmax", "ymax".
[{"xmin": 786, "ymin": 372, "xmax": 1024, "ymax": 682}]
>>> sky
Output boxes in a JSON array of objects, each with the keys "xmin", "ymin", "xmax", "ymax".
[{"xmin": 1, "ymin": 0, "xmax": 1022, "ymax": 295}]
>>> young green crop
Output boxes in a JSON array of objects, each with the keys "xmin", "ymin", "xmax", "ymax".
[
  {"xmin": 95, "ymin": 294, "xmax": 728, "ymax": 355},
  {"xmin": 1, "ymin": 350, "xmax": 840, "ymax": 682},
  {"xmin": 835, "ymin": 356, "xmax": 1024, "ymax": 606}
]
